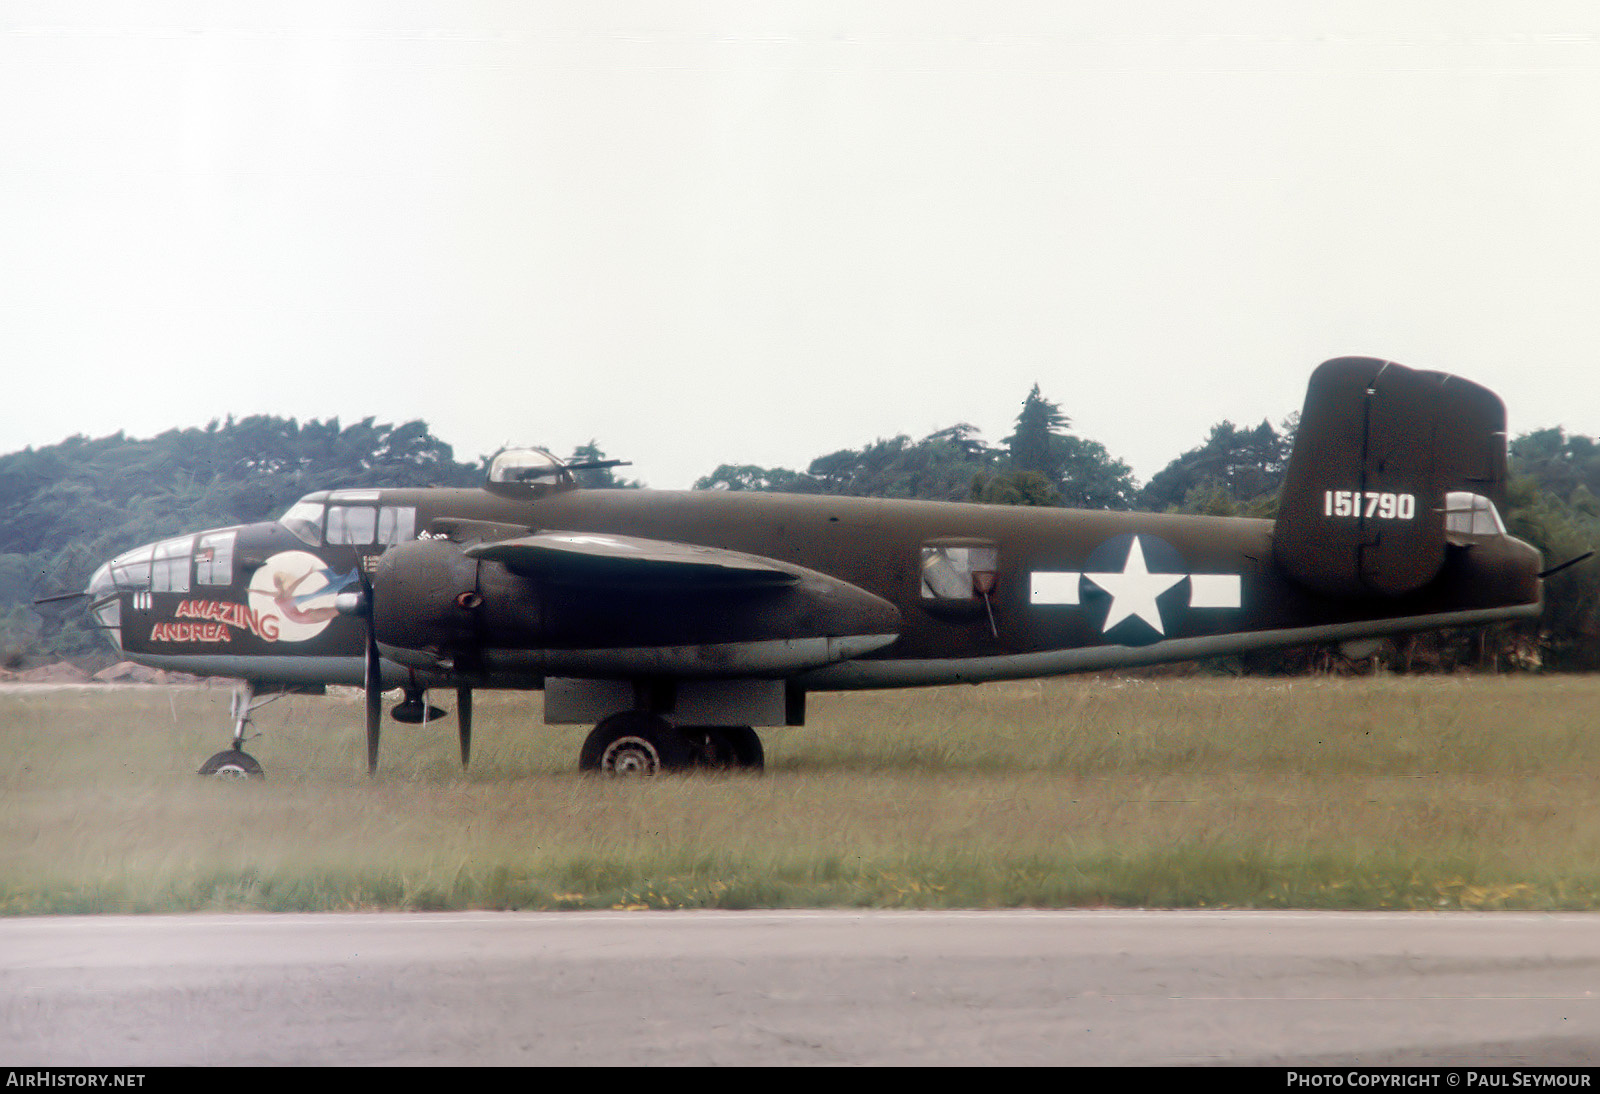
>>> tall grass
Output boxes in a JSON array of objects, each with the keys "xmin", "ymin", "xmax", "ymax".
[{"xmin": 3, "ymin": 676, "xmax": 1599, "ymax": 914}]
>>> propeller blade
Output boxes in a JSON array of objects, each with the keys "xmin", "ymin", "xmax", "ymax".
[
  {"xmin": 357, "ymin": 553, "xmax": 381, "ymax": 775},
  {"xmin": 457, "ymin": 686, "xmax": 473, "ymax": 768},
  {"xmin": 365, "ymin": 627, "xmax": 382, "ymax": 775}
]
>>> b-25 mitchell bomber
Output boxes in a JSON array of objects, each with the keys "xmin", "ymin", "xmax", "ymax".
[{"xmin": 64, "ymin": 357, "xmax": 1547, "ymax": 777}]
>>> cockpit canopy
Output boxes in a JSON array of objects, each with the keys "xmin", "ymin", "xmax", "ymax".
[
  {"xmin": 278, "ymin": 490, "xmax": 417, "ymax": 549},
  {"xmin": 1444, "ymin": 491, "xmax": 1507, "ymax": 546},
  {"xmin": 486, "ymin": 447, "xmax": 573, "ymax": 486}
]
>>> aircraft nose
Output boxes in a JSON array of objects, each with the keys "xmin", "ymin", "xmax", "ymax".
[
  {"xmin": 81, "ymin": 551, "xmax": 138, "ymax": 652},
  {"xmin": 79, "ymin": 535, "xmax": 188, "ymax": 652}
]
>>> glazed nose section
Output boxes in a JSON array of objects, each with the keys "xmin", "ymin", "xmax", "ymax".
[
  {"xmin": 86, "ymin": 558, "xmax": 120, "ymax": 599},
  {"xmin": 82, "ymin": 550, "xmax": 144, "ymax": 651},
  {"xmin": 81, "ymin": 531, "xmax": 227, "ymax": 650},
  {"xmin": 96, "ymin": 537, "xmax": 180, "ymax": 594}
]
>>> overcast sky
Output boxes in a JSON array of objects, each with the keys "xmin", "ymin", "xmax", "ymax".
[{"xmin": 4, "ymin": 1, "xmax": 1599, "ymax": 491}]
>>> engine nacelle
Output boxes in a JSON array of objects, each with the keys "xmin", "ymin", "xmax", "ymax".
[{"xmin": 370, "ymin": 536, "xmax": 900, "ymax": 678}]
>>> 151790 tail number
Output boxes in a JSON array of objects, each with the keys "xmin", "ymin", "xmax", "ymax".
[{"xmin": 1323, "ymin": 490, "xmax": 1415, "ymax": 520}]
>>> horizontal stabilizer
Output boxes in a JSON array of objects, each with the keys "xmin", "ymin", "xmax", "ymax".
[{"xmin": 465, "ymin": 531, "xmax": 800, "ymax": 587}]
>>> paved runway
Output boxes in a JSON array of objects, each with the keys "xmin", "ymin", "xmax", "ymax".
[{"xmin": 5, "ymin": 909, "xmax": 1600, "ymax": 1066}]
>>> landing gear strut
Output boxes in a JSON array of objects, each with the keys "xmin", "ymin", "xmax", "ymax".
[{"xmin": 198, "ymin": 681, "xmax": 277, "ymax": 779}]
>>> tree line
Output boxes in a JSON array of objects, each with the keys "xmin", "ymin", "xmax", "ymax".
[{"xmin": 4, "ymin": 387, "xmax": 1597, "ymax": 671}]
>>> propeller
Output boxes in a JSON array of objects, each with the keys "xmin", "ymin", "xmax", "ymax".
[
  {"xmin": 365, "ymin": 625, "xmax": 382, "ymax": 775},
  {"xmin": 353, "ymin": 552, "xmax": 382, "ymax": 775},
  {"xmin": 343, "ymin": 538, "xmax": 484, "ymax": 773}
]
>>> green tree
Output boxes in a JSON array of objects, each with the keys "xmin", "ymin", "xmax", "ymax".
[
  {"xmin": 970, "ymin": 470, "xmax": 1060, "ymax": 507},
  {"xmin": 1138, "ymin": 419, "xmax": 1289, "ymax": 514},
  {"xmin": 1504, "ymin": 430, "xmax": 1600, "ymax": 669},
  {"xmin": 688, "ymin": 386, "xmax": 1135, "ymax": 508},
  {"xmin": 693, "ymin": 464, "xmax": 822, "ymax": 493},
  {"xmin": 1004, "ymin": 385, "xmax": 1069, "ymax": 479},
  {"xmin": 1000, "ymin": 385, "xmax": 1136, "ymax": 509}
]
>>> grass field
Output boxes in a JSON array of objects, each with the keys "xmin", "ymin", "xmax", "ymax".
[{"xmin": 3, "ymin": 675, "xmax": 1600, "ymax": 914}]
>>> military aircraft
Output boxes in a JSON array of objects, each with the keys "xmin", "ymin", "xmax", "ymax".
[{"xmin": 62, "ymin": 357, "xmax": 1547, "ymax": 778}]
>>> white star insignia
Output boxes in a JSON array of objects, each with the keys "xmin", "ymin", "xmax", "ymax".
[
  {"xmin": 1084, "ymin": 537, "xmax": 1184, "ymax": 634},
  {"xmin": 1028, "ymin": 536, "xmax": 1243, "ymax": 639}
]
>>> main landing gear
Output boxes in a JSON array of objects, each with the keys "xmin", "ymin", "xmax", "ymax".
[{"xmin": 578, "ymin": 712, "xmax": 764, "ymax": 776}]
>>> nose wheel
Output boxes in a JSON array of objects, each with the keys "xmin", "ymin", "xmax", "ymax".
[{"xmin": 198, "ymin": 749, "xmax": 264, "ymax": 779}]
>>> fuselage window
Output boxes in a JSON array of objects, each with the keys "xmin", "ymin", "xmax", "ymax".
[
  {"xmin": 921, "ymin": 545, "xmax": 1000, "ymax": 599},
  {"xmin": 280, "ymin": 502, "xmax": 325, "ymax": 547},
  {"xmin": 377, "ymin": 506, "xmax": 417, "ymax": 546},
  {"xmin": 1444, "ymin": 492, "xmax": 1507, "ymax": 545},
  {"xmin": 326, "ymin": 505, "xmax": 378, "ymax": 546},
  {"xmin": 150, "ymin": 536, "xmax": 193, "ymax": 593},
  {"xmin": 195, "ymin": 530, "xmax": 236, "ymax": 585}
]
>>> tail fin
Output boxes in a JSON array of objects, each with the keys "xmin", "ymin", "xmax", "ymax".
[{"xmin": 1274, "ymin": 357, "xmax": 1508, "ymax": 598}]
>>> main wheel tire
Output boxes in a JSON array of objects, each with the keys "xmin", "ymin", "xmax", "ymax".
[
  {"xmin": 198, "ymin": 749, "xmax": 264, "ymax": 780},
  {"xmin": 711, "ymin": 726, "xmax": 764, "ymax": 771},
  {"xmin": 579, "ymin": 712, "xmax": 695, "ymax": 775},
  {"xmin": 677, "ymin": 725, "xmax": 764, "ymax": 771}
]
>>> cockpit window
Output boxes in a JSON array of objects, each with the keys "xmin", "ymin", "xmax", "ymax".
[
  {"xmin": 378, "ymin": 506, "xmax": 416, "ymax": 546},
  {"xmin": 195, "ymin": 530, "xmax": 236, "ymax": 585},
  {"xmin": 327, "ymin": 505, "xmax": 378, "ymax": 546},
  {"xmin": 280, "ymin": 499, "xmax": 416, "ymax": 549},
  {"xmin": 150, "ymin": 536, "xmax": 193, "ymax": 593},
  {"xmin": 280, "ymin": 501, "xmax": 325, "ymax": 547},
  {"xmin": 488, "ymin": 448, "xmax": 570, "ymax": 485}
]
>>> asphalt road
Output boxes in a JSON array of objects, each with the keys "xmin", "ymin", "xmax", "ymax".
[{"xmin": 5, "ymin": 909, "xmax": 1600, "ymax": 1066}]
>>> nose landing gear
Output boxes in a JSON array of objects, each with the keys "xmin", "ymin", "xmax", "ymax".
[{"xmin": 197, "ymin": 681, "xmax": 277, "ymax": 780}]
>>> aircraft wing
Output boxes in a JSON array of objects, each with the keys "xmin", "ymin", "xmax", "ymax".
[{"xmin": 463, "ymin": 531, "xmax": 800, "ymax": 586}]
